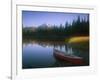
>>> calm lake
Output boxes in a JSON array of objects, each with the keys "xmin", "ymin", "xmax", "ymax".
[{"xmin": 22, "ymin": 39, "xmax": 89, "ymax": 69}]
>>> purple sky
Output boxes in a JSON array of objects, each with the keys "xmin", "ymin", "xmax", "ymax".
[{"xmin": 22, "ymin": 11, "xmax": 89, "ymax": 27}]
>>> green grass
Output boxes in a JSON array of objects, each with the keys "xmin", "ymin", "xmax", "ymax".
[
  {"xmin": 65, "ymin": 36, "xmax": 89, "ymax": 43},
  {"xmin": 65, "ymin": 36, "xmax": 89, "ymax": 50}
]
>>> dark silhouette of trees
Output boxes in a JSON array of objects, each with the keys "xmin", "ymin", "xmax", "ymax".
[{"xmin": 23, "ymin": 16, "xmax": 89, "ymax": 40}]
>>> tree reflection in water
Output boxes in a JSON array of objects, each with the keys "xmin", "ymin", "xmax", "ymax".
[{"xmin": 23, "ymin": 39, "xmax": 89, "ymax": 68}]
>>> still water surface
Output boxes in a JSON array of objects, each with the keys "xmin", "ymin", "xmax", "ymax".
[{"xmin": 22, "ymin": 40, "xmax": 89, "ymax": 69}]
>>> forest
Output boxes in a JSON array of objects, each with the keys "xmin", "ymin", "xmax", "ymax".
[{"xmin": 22, "ymin": 16, "xmax": 89, "ymax": 41}]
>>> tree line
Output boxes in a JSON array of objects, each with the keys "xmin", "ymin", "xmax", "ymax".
[{"xmin": 23, "ymin": 16, "xmax": 89, "ymax": 40}]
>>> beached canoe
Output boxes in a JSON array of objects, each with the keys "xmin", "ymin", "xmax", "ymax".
[{"xmin": 53, "ymin": 49, "xmax": 83, "ymax": 65}]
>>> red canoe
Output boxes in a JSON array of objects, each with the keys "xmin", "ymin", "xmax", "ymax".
[{"xmin": 53, "ymin": 49, "xmax": 83, "ymax": 65}]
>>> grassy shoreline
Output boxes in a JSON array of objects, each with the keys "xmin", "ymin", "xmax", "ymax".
[{"xmin": 65, "ymin": 36, "xmax": 89, "ymax": 43}]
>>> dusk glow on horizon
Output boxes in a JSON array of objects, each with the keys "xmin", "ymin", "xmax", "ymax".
[{"xmin": 22, "ymin": 11, "xmax": 89, "ymax": 27}]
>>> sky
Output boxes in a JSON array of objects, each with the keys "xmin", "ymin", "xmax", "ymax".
[{"xmin": 22, "ymin": 11, "xmax": 89, "ymax": 27}]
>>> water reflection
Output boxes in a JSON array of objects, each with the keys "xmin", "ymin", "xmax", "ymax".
[{"xmin": 22, "ymin": 39, "xmax": 89, "ymax": 69}]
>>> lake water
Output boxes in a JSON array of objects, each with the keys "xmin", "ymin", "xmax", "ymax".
[{"xmin": 22, "ymin": 40, "xmax": 89, "ymax": 69}]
